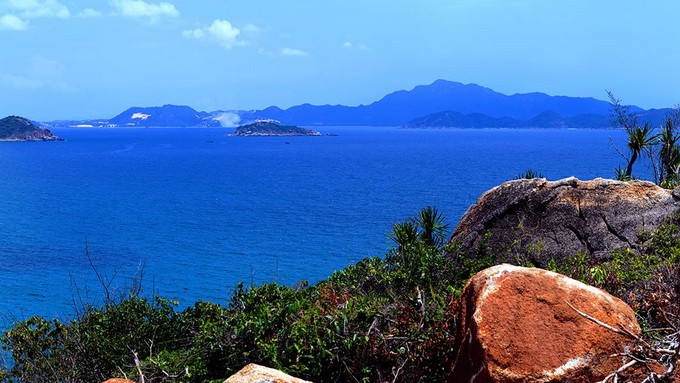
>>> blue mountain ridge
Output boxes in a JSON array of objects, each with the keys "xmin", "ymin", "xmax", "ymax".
[{"xmin": 45, "ymin": 80, "xmax": 673, "ymax": 128}]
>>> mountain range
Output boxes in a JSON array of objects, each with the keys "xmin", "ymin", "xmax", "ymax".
[{"xmin": 44, "ymin": 80, "xmax": 675, "ymax": 129}]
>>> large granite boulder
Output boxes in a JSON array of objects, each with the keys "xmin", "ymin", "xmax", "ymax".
[
  {"xmin": 449, "ymin": 177, "xmax": 680, "ymax": 265},
  {"xmin": 224, "ymin": 363, "xmax": 312, "ymax": 383},
  {"xmin": 450, "ymin": 264, "xmax": 640, "ymax": 383}
]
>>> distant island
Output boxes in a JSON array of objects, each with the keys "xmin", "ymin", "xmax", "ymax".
[
  {"xmin": 0, "ymin": 116, "xmax": 63, "ymax": 142},
  {"xmin": 229, "ymin": 120, "xmax": 321, "ymax": 137}
]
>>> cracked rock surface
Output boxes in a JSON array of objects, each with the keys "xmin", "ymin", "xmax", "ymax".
[{"xmin": 448, "ymin": 177, "xmax": 680, "ymax": 265}]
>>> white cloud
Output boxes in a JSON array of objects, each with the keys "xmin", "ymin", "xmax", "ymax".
[
  {"xmin": 215, "ymin": 112, "xmax": 241, "ymax": 127},
  {"xmin": 109, "ymin": 0, "xmax": 179, "ymax": 19},
  {"xmin": 342, "ymin": 41, "xmax": 352, "ymax": 48},
  {"xmin": 183, "ymin": 19, "xmax": 242, "ymax": 49},
  {"xmin": 0, "ymin": 13, "xmax": 27, "ymax": 30},
  {"xmin": 78, "ymin": 8, "xmax": 101, "ymax": 18},
  {"xmin": 281, "ymin": 47, "xmax": 308, "ymax": 57},
  {"xmin": 4, "ymin": 0, "xmax": 70, "ymax": 18}
]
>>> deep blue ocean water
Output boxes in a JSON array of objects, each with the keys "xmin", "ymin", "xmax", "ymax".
[{"xmin": 0, "ymin": 126, "xmax": 639, "ymax": 324}]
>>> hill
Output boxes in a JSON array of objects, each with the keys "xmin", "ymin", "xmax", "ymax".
[
  {"xmin": 241, "ymin": 80, "xmax": 620, "ymax": 126},
  {"xmin": 109, "ymin": 105, "xmax": 220, "ymax": 127},
  {"xmin": 0, "ymin": 116, "xmax": 63, "ymax": 141},
  {"xmin": 45, "ymin": 80, "xmax": 674, "ymax": 128},
  {"xmin": 401, "ymin": 110, "xmax": 612, "ymax": 129}
]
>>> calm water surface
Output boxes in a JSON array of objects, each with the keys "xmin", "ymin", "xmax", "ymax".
[{"xmin": 0, "ymin": 126, "xmax": 637, "ymax": 322}]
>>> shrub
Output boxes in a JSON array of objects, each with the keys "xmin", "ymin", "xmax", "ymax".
[{"xmin": 4, "ymin": 208, "xmax": 680, "ymax": 382}]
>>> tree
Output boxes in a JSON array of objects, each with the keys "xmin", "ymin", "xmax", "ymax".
[
  {"xmin": 607, "ymin": 91, "xmax": 655, "ymax": 179},
  {"xmin": 624, "ymin": 123, "xmax": 655, "ymax": 179},
  {"xmin": 388, "ymin": 221, "xmax": 420, "ymax": 252},
  {"xmin": 416, "ymin": 206, "xmax": 449, "ymax": 248},
  {"xmin": 657, "ymin": 118, "xmax": 680, "ymax": 185}
]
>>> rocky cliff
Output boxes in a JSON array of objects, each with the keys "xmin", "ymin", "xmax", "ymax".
[{"xmin": 448, "ymin": 177, "xmax": 680, "ymax": 265}]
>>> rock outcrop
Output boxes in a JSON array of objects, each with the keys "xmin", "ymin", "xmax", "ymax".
[
  {"xmin": 450, "ymin": 264, "xmax": 640, "ymax": 383},
  {"xmin": 449, "ymin": 177, "xmax": 680, "ymax": 265},
  {"xmin": 224, "ymin": 363, "xmax": 312, "ymax": 383}
]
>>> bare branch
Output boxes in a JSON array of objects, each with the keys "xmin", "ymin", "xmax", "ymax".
[
  {"xmin": 565, "ymin": 300, "xmax": 638, "ymax": 340},
  {"xmin": 597, "ymin": 359, "xmax": 638, "ymax": 383}
]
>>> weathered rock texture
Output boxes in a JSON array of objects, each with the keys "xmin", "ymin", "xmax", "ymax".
[
  {"xmin": 224, "ymin": 363, "xmax": 312, "ymax": 383},
  {"xmin": 449, "ymin": 177, "xmax": 680, "ymax": 265},
  {"xmin": 450, "ymin": 264, "xmax": 640, "ymax": 383}
]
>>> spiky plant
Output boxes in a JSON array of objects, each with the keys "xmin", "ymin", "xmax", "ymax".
[
  {"xmin": 416, "ymin": 206, "xmax": 449, "ymax": 248},
  {"xmin": 624, "ymin": 123, "xmax": 655, "ymax": 179}
]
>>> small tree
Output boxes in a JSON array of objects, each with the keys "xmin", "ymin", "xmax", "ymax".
[
  {"xmin": 608, "ymin": 91, "xmax": 655, "ymax": 180},
  {"xmin": 658, "ymin": 118, "xmax": 680, "ymax": 186},
  {"xmin": 625, "ymin": 123, "xmax": 655, "ymax": 179}
]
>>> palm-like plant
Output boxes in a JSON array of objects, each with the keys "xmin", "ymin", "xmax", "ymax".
[
  {"xmin": 416, "ymin": 206, "xmax": 449, "ymax": 248},
  {"xmin": 658, "ymin": 118, "xmax": 680, "ymax": 184},
  {"xmin": 388, "ymin": 221, "xmax": 420, "ymax": 252},
  {"xmin": 624, "ymin": 123, "xmax": 655, "ymax": 179}
]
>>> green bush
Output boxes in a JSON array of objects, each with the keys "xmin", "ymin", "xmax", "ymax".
[{"xmin": 4, "ymin": 207, "xmax": 680, "ymax": 382}]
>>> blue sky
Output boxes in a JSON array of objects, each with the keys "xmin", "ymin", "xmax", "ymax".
[{"xmin": 0, "ymin": 0, "xmax": 678, "ymax": 120}]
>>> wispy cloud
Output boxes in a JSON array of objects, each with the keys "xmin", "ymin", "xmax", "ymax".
[
  {"xmin": 109, "ymin": 0, "xmax": 179, "ymax": 20},
  {"xmin": 342, "ymin": 41, "xmax": 369, "ymax": 51},
  {"xmin": 0, "ymin": 73, "xmax": 41, "ymax": 89},
  {"xmin": 0, "ymin": 56, "xmax": 73, "ymax": 91},
  {"xmin": 3, "ymin": 0, "xmax": 70, "ymax": 18},
  {"xmin": 0, "ymin": 13, "xmax": 28, "ymax": 30},
  {"xmin": 242, "ymin": 23, "xmax": 263, "ymax": 35},
  {"xmin": 281, "ymin": 47, "xmax": 308, "ymax": 57},
  {"xmin": 0, "ymin": 0, "xmax": 71, "ymax": 30},
  {"xmin": 183, "ymin": 19, "xmax": 243, "ymax": 49},
  {"xmin": 78, "ymin": 8, "xmax": 102, "ymax": 18}
]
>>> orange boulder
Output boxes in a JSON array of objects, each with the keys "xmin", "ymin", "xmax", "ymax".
[{"xmin": 450, "ymin": 264, "xmax": 640, "ymax": 383}]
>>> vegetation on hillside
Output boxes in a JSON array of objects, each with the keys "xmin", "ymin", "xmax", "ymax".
[
  {"xmin": 0, "ymin": 116, "xmax": 39, "ymax": 136},
  {"xmin": 0, "ymin": 116, "xmax": 62, "ymax": 141},
  {"xmin": 2, "ymin": 206, "xmax": 680, "ymax": 383},
  {"xmin": 230, "ymin": 120, "xmax": 321, "ymax": 136}
]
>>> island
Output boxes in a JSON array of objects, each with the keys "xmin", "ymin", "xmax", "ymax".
[
  {"xmin": 229, "ymin": 120, "xmax": 321, "ymax": 137},
  {"xmin": 0, "ymin": 115, "xmax": 63, "ymax": 141}
]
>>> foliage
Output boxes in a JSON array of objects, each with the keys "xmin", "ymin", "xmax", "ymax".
[
  {"xmin": 545, "ymin": 219, "xmax": 680, "ymax": 296},
  {"xmin": 4, "ymin": 207, "xmax": 680, "ymax": 382},
  {"xmin": 608, "ymin": 91, "xmax": 680, "ymax": 185},
  {"xmin": 0, "ymin": 116, "xmax": 38, "ymax": 137},
  {"xmin": 0, "ymin": 207, "xmax": 466, "ymax": 383}
]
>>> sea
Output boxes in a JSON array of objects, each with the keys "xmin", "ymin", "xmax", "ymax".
[{"xmin": 0, "ymin": 126, "xmax": 642, "ymax": 325}]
